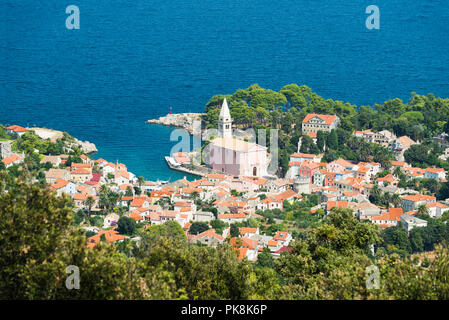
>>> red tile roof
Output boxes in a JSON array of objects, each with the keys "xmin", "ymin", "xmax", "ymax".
[
  {"xmin": 218, "ymin": 213, "xmax": 246, "ymax": 219},
  {"xmin": 87, "ymin": 230, "xmax": 125, "ymax": 247},
  {"xmin": 372, "ymin": 208, "xmax": 404, "ymax": 221},
  {"xmin": 274, "ymin": 231, "xmax": 290, "ymax": 241},
  {"xmin": 290, "ymin": 152, "xmax": 315, "ymax": 159},
  {"xmin": 239, "ymin": 227, "xmax": 258, "ymax": 235},
  {"xmin": 302, "ymin": 114, "xmax": 338, "ymax": 125},
  {"xmin": 1, "ymin": 153, "xmax": 22, "ymax": 166},
  {"xmin": 327, "ymin": 201, "xmax": 349, "ymax": 211},
  {"xmin": 402, "ymin": 194, "xmax": 436, "ymax": 202},
  {"xmin": 6, "ymin": 125, "xmax": 28, "ymax": 132},
  {"xmin": 49, "ymin": 178, "xmax": 70, "ymax": 190},
  {"xmin": 275, "ymin": 246, "xmax": 293, "ymax": 254}
]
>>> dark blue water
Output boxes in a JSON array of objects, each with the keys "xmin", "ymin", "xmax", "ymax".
[{"xmin": 1, "ymin": 1, "xmax": 449, "ymax": 180}]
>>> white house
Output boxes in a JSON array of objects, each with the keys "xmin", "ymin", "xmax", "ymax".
[
  {"xmin": 217, "ymin": 213, "xmax": 247, "ymax": 224},
  {"xmin": 400, "ymin": 214, "xmax": 428, "ymax": 233},
  {"xmin": 5, "ymin": 125, "xmax": 28, "ymax": 136},
  {"xmin": 402, "ymin": 194, "xmax": 436, "ymax": 212},
  {"xmin": 424, "ymin": 168, "xmax": 446, "ymax": 181},
  {"xmin": 1, "ymin": 153, "xmax": 23, "ymax": 168},
  {"xmin": 273, "ymin": 231, "xmax": 292, "ymax": 247},
  {"xmin": 256, "ymin": 198, "xmax": 283, "ymax": 211},
  {"xmin": 50, "ymin": 178, "xmax": 76, "ymax": 196},
  {"xmin": 425, "ymin": 202, "xmax": 449, "ymax": 218}
]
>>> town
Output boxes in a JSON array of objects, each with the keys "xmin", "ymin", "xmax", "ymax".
[{"xmin": 2, "ymin": 97, "xmax": 449, "ymax": 263}]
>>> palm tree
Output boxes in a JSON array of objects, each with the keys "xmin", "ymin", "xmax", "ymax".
[
  {"xmin": 107, "ymin": 191, "xmax": 120, "ymax": 211},
  {"xmin": 84, "ymin": 196, "xmax": 95, "ymax": 217},
  {"xmin": 391, "ymin": 193, "xmax": 402, "ymax": 208},
  {"xmin": 99, "ymin": 192, "xmax": 109, "ymax": 213},
  {"xmin": 393, "ymin": 166, "xmax": 402, "ymax": 178},
  {"xmin": 190, "ymin": 190, "xmax": 199, "ymax": 201},
  {"xmin": 99, "ymin": 185, "xmax": 108, "ymax": 194},
  {"xmin": 370, "ymin": 185, "xmax": 381, "ymax": 201},
  {"xmin": 417, "ymin": 204, "xmax": 429, "ymax": 216},
  {"xmin": 382, "ymin": 192, "xmax": 391, "ymax": 208},
  {"xmin": 137, "ymin": 176, "xmax": 145, "ymax": 189}
]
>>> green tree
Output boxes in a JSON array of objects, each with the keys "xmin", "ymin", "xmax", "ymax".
[
  {"xmin": 210, "ymin": 219, "xmax": 226, "ymax": 234},
  {"xmin": 381, "ymin": 225, "xmax": 412, "ymax": 254},
  {"xmin": 137, "ymin": 176, "xmax": 145, "ymax": 189},
  {"xmin": 143, "ymin": 220, "xmax": 187, "ymax": 244},
  {"xmin": 0, "ymin": 181, "xmax": 143, "ymax": 299},
  {"xmin": 84, "ymin": 196, "xmax": 95, "ymax": 217},
  {"xmin": 327, "ymin": 129, "xmax": 338, "ymax": 150},
  {"xmin": 316, "ymin": 130, "xmax": 325, "ymax": 151},
  {"xmin": 125, "ymin": 186, "xmax": 133, "ymax": 197},
  {"xmin": 230, "ymin": 224, "xmax": 241, "ymax": 238},
  {"xmin": 189, "ymin": 222, "xmax": 209, "ymax": 235},
  {"xmin": 417, "ymin": 204, "xmax": 429, "ymax": 216},
  {"xmin": 256, "ymin": 248, "xmax": 274, "ymax": 269},
  {"xmin": 117, "ymin": 216, "xmax": 136, "ymax": 235},
  {"xmin": 404, "ymin": 144, "xmax": 431, "ymax": 168}
]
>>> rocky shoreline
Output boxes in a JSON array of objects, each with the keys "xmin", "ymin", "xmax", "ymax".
[
  {"xmin": 147, "ymin": 113, "xmax": 204, "ymax": 135},
  {"xmin": 72, "ymin": 138, "xmax": 98, "ymax": 154},
  {"xmin": 29, "ymin": 127, "xmax": 98, "ymax": 154}
]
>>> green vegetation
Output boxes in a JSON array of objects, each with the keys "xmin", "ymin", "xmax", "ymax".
[
  {"xmin": 2, "ymin": 184, "xmax": 448, "ymax": 299},
  {"xmin": 3, "ymin": 85, "xmax": 449, "ymax": 300},
  {"xmin": 98, "ymin": 187, "xmax": 120, "ymax": 213},
  {"xmin": 369, "ymin": 185, "xmax": 402, "ymax": 208},
  {"xmin": 0, "ymin": 125, "xmax": 13, "ymax": 141},
  {"xmin": 14, "ymin": 131, "xmax": 66, "ymax": 155},
  {"xmin": 188, "ymin": 222, "xmax": 209, "ymax": 235},
  {"xmin": 0, "ymin": 183, "xmax": 271, "ymax": 299},
  {"xmin": 230, "ymin": 224, "xmax": 241, "ymax": 237},
  {"xmin": 381, "ymin": 215, "xmax": 449, "ymax": 255},
  {"xmin": 203, "ymin": 84, "xmax": 449, "ymax": 175},
  {"xmin": 117, "ymin": 216, "xmax": 136, "ymax": 236},
  {"xmin": 210, "ymin": 219, "xmax": 226, "ymax": 234}
]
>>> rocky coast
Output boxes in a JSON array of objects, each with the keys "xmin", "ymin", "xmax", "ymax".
[
  {"xmin": 147, "ymin": 113, "xmax": 204, "ymax": 135},
  {"xmin": 29, "ymin": 127, "xmax": 98, "ymax": 154}
]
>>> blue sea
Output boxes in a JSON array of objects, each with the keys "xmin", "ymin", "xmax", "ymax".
[{"xmin": 1, "ymin": 1, "xmax": 449, "ymax": 181}]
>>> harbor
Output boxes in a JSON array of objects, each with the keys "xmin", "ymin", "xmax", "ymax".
[{"xmin": 164, "ymin": 155, "xmax": 222, "ymax": 178}]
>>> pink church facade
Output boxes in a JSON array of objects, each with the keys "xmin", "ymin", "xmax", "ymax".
[
  {"xmin": 209, "ymin": 99, "xmax": 269, "ymax": 178},
  {"xmin": 209, "ymin": 138, "xmax": 268, "ymax": 177}
]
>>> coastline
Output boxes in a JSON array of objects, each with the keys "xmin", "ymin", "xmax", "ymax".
[
  {"xmin": 28, "ymin": 127, "xmax": 98, "ymax": 154},
  {"xmin": 164, "ymin": 155, "xmax": 225, "ymax": 178},
  {"xmin": 147, "ymin": 113, "xmax": 204, "ymax": 135}
]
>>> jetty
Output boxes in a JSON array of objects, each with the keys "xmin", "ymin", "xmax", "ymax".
[{"xmin": 164, "ymin": 155, "xmax": 222, "ymax": 177}]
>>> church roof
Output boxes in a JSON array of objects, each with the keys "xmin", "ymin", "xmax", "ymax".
[
  {"xmin": 210, "ymin": 137, "xmax": 267, "ymax": 152},
  {"xmin": 219, "ymin": 98, "xmax": 231, "ymax": 121}
]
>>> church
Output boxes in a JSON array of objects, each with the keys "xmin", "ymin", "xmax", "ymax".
[{"xmin": 208, "ymin": 98, "xmax": 269, "ymax": 177}]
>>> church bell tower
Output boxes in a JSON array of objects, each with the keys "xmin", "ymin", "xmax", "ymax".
[{"xmin": 218, "ymin": 98, "xmax": 232, "ymax": 138}]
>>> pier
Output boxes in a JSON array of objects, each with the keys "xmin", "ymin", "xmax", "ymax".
[{"xmin": 164, "ymin": 156, "xmax": 223, "ymax": 178}]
